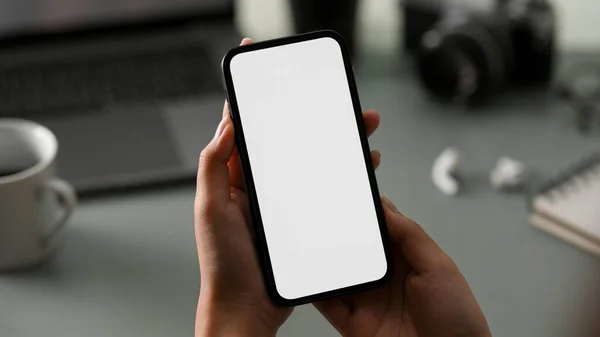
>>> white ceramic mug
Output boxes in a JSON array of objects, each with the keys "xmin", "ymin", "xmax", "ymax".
[{"xmin": 0, "ymin": 119, "xmax": 77, "ymax": 271}]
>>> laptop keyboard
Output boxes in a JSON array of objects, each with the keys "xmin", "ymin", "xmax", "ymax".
[{"xmin": 0, "ymin": 44, "xmax": 220, "ymax": 116}]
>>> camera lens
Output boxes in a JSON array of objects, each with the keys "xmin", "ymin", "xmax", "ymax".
[
  {"xmin": 417, "ymin": 21, "xmax": 509, "ymax": 104},
  {"xmin": 418, "ymin": 44, "xmax": 479, "ymax": 102}
]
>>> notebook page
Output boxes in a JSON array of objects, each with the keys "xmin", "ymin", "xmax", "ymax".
[{"xmin": 533, "ymin": 162, "xmax": 600, "ymax": 243}]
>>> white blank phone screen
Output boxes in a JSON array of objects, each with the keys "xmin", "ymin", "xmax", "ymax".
[{"xmin": 229, "ymin": 37, "xmax": 387, "ymax": 301}]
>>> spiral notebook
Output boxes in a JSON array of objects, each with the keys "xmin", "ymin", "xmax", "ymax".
[{"xmin": 530, "ymin": 153, "xmax": 600, "ymax": 257}]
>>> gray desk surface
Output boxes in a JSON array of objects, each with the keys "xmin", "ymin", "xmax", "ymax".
[{"xmin": 2, "ymin": 52, "xmax": 600, "ymax": 337}]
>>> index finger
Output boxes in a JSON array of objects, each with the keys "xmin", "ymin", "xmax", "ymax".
[
  {"xmin": 363, "ymin": 109, "xmax": 380, "ymax": 137},
  {"xmin": 222, "ymin": 38, "xmax": 255, "ymax": 120}
]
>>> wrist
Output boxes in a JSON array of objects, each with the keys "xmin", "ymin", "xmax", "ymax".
[{"xmin": 196, "ymin": 295, "xmax": 278, "ymax": 337}]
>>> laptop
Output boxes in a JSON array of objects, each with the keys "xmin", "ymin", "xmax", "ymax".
[{"xmin": 0, "ymin": 0, "xmax": 239, "ymax": 196}]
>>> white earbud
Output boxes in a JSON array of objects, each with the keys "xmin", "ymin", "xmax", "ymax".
[
  {"xmin": 490, "ymin": 156, "xmax": 529, "ymax": 191},
  {"xmin": 432, "ymin": 147, "xmax": 462, "ymax": 196}
]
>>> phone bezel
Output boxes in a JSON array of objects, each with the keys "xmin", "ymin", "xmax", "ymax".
[{"xmin": 221, "ymin": 30, "xmax": 392, "ymax": 306}]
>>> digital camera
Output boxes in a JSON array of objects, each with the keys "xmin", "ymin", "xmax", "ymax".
[{"xmin": 404, "ymin": 0, "xmax": 556, "ymax": 104}]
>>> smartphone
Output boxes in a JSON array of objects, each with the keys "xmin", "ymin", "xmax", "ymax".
[{"xmin": 222, "ymin": 30, "xmax": 392, "ymax": 306}]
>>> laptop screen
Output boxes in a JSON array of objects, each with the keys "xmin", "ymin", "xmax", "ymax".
[{"xmin": 0, "ymin": 0, "xmax": 231, "ymax": 36}]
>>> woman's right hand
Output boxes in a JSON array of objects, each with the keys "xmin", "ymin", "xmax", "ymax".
[{"xmin": 315, "ymin": 197, "xmax": 492, "ymax": 337}]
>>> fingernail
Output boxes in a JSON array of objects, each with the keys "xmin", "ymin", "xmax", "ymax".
[
  {"xmin": 381, "ymin": 196, "xmax": 399, "ymax": 214},
  {"xmin": 241, "ymin": 37, "xmax": 252, "ymax": 44},
  {"xmin": 215, "ymin": 118, "xmax": 227, "ymax": 139}
]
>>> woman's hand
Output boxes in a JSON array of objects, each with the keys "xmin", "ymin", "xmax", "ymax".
[
  {"xmin": 194, "ymin": 107, "xmax": 290, "ymax": 336},
  {"xmin": 315, "ymin": 198, "xmax": 492, "ymax": 337},
  {"xmin": 194, "ymin": 38, "xmax": 383, "ymax": 336}
]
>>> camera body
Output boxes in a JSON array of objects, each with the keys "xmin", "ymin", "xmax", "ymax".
[{"xmin": 404, "ymin": 0, "xmax": 556, "ymax": 104}]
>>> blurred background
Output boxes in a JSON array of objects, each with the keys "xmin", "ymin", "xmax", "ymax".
[
  {"xmin": 0, "ymin": 1, "xmax": 599, "ymax": 336},
  {"xmin": 239, "ymin": 0, "xmax": 600, "ymax": 51}
]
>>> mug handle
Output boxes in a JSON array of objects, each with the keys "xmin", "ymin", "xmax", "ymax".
[{"xmin": 43, "ymin": 178, "xmax": 78, "ymax": 242}]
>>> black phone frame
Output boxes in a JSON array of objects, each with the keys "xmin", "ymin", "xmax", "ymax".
[{"xmin": 221, "ymin": 30, "xmax": 392, "ymax": 306}]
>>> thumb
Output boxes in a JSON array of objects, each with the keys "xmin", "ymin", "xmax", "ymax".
[
  {"xmin": 196, "ymin": 115, "xmax": 235, "ymax": 206},
  {"xmin": 381, "ymin": 197, "xmax": 455, "ymax": 274}
]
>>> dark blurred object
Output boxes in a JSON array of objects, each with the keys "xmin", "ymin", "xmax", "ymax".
[
  {"xmin": 403, "ymin": 0, "xmax": 556, "ymax": 105},
  {"xmin": 0, "ymin": 0, "xmax": 239, "ymax": 196},
  {"xmin": 289, "ymin": 0, "xmax": 358, "ymax": 56},
  {"xmin": 556, "ymin": 64, "xmax": 600, "ymax": 133},
  {"xmin": 0, "ymin": 0, "xmax": 230, "ymax": 35},
  {"xmin": 0, "ymin": 44, "xmax": 218, "ymax": 116}
]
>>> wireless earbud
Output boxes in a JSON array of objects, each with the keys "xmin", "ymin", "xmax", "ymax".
[
  {"xmin": 432, "ymin": 147, "xmax": 462, "ymax": 196},
  {"xmin": 490, "ymin": 157, "xmax": 528, "ymax": 191}
]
